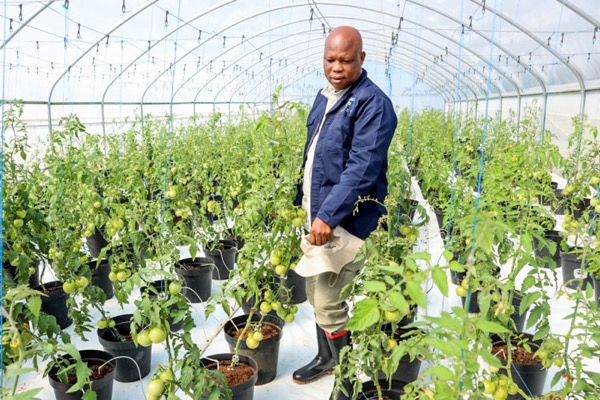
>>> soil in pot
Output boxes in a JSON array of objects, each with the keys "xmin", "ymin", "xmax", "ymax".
[
  {"xmin": 491, "ymin": 333, "xmax": 548, "ymax": 399},
  {"xmin": 34, "ymin": 281, "xmax": 73, "ymax": 329},
  {"xmin": 48, "ymin": 349, "xmax": 116, "ymax": 400},
  {"xmin": 175, "ymin": 257, "xmax": 215, "ymax": 303},
  {"xmin": 204, "ymin": 239, "xmax": 237, "ymax": 280},
  {"xmin": 200, "ymin": 353, "xmax": 258, "ymax": 400},
  {"xmin": 97, "ymin": 314, "xmax": 152, "ymax": 382},
  {"xmin": 224, "ymin": 314, "xmax": 284, "ymax": 385}
]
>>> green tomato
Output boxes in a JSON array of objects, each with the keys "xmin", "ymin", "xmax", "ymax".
[
  {"xmin": 97, "ymin": 320, "xmax": 108, "ymax": 329},
  {"xmin": 284, "ymin": 313, "xmax": 295, "ymax": 323},
  {"xmin": 146, "ymin": 379, "xmax": 165, "ymax": 396},
  {"xmin": 591, "ymin": 176, "xmax": 600, "ymax": 186},
  {"xmin": 159, "ymin": 369, "xmax": 175, "ymax": 382},
  {"xmin": 62, "ymin": 281, "xmax": 76, "ymax": 294},
  {"xmin": 291, "ymin": 217, "xmax": 304, "ymax": 228},
  {"xmin": 13, "ymin": 219, "xmax": 24, "ymax": 228},
  {"xmin": 252, "ymin": 331, "xmax": 264, "ymax": 341},
  {"xmin": 269, "ymin": 254, "xmax": 281, "ymax": 266},
  {"xmin": 16, "ymin": 210, "xmax": 27, "ymax": 219},
  {"xmin": 275, "ymin": 264, "xmax": 287, "ymax": 276},
  {"xmin": 259, "ymin": 302, "xmax": 272, "ymax": 313},
  {"xmin": 246, "ymin": 337, "xmax": 259, "ymax": 349},
  {"xmin": 455, "ymin": 286, "xmax": 468, "ymax": 297},
  {"xmin": 149, "ymin": 326, "xmax": 167, "ymax": 344},
  {"xmin": 116, "ymin": 271, "xmax": 128, "ymax": 282},
  {"xmin": 137, "ymin": 330, "xmax": 152, "ymax": 347},
  {"xmin": 76, "ymin": 276, "xmax": 89, "ymax": 289},
  {"xmin": 384, "ymin": 310, "xmax": 401, "ymax": 323},
  {"xmin": 493, "ymin": 388, "xmax": 508, "ymax": 400},
  {"xmin": 270, "ymin": 301, "xmax": 282, "ymax": 311},
  {"xmin": 168, "ymin": 282, "xmax": 182, "ymax": 295},
  {"xmin": 482, "ymin": 380, "xmax": 496, "ymax": 395}
]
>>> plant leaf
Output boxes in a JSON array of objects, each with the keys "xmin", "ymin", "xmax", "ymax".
[
  {"xmin": 363, "ymin": 280, "xmax": 386, "ymax": 292},
  {"xmin": 405, "ymin": 280, "xmax": 426, "ymax": 308},
  {"xmin": 346, "ymin": 298, "xmax": 380, "ymax": 332},
  {"xmin": 431, "ymin": 265, "xmax": 448, "ymax": 296}
]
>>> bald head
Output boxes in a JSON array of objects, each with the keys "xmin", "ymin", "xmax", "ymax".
[{"xmin": 323, "ymin": 26, "xmax": 365, "ymax": 90}]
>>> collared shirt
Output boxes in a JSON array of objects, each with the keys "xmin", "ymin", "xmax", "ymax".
[{"xmin": 301, "ymin": 83, "xmax": 349, "ymax": 229}]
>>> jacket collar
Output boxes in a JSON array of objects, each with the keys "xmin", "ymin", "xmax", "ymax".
[{"xmin": 321, "ymin": 69, "xmax": 368, "ymax": 115}]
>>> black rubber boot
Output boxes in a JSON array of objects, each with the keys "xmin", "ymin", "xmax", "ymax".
[
  {"xmin": 292, "ymin": 324, "xmax": 336, "ymax": 384},
  {"xmin": 327, "ymin": 330, "xmax": 353, "ymax": 400}
]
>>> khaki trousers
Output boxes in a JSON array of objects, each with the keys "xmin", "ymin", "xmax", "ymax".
[{"xmin": 306, "ymin": 258, "xmax": 364, "ymax": 335}]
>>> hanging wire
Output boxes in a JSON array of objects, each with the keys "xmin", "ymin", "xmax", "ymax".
[{"xmin": 18, "ymin": 3, "xmax": 22, "ymax": 21}]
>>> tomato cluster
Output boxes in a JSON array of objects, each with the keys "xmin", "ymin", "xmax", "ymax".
[
  {"xmin": 62, "ymin": 276, "xmax": 89, "ymax": 294},
  {"xmin": 145, "ymin": 366, "xmax": 175, "ymax": 399},
  {"xmin": 481, "ymin": 375, "xmax": 518, "ymax": 400}
]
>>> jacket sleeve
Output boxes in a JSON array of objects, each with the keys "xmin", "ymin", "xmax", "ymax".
[{"xmin": 316, "ymin": 94, "xmax": 397, "ymax": 228}]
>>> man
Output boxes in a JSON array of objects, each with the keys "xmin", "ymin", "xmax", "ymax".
[{"xmin": 292, "ymin": 26, "xmax": 398, "ymax": 399}]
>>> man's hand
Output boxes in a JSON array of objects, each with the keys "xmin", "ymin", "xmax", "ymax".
[{"xmin": 309, "ymin": 217, "xmax": 333, "ymax": 245}]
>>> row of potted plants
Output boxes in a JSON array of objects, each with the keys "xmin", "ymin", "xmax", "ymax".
[{"xmin": 3, "ymin": 96, "xmax": 599, "ymax": 399}]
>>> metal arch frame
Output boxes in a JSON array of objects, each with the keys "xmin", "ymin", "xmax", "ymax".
[
  {"xmin": 556, "ymin": 0, "xmax": 600, "ymax": 27},
  {"xmin": 233, "ymin": 1, "xmax": 517, "ymax": 116},
  {"xmin": 229, "ymin": 44, "xmax": 460, "ymax": 105},
  {"xmin": 242, "ymin": 47, "xmax": 460, "ymax": 106},
  {"xmin": 0, "ymin": 1, "xmax": 54, "ymax": 51},
  {"xmin": 207, "ymin": 29, "xmax": 479, "ymax": 105},
  {"xmin": 468, "ymin": 0, "xmax": 587, "ymax": 133},
  {"xmin": 46, "ymin": 0, "xmax": 158, "ymax": 133},
  {"xmin": 277, "ymin": 1, "xmax": 515, "ymax": 98},
  {"xmin": 164, "ymin": 2, "xmax": 493, "ymax": 108},
  {"xmin": 249, "ymin": 54, "xmax": 458, "ymax": 107},
  {"xmin": 100, "ymin": 0, "xmax": 237, "ymax": 134},
  {"xmin": 138, "ymin": 2, "xmax": 316, "ymax": 120},
  {"xmin": 233, "ymin": 41, "xmax": 473, "ymax": 106},
  {"xmin": 199, "ymin": 19, "xmax": 491, "ymax": 106},
  {"xmin": 242, "ymin": 45, "xmax": 460, "ymax": 103},
  {"xmin": 403, "ymin": 0, "xmax": 546, "ymax": 126},
  {"xmin": 201, "ymin": 32, "xmax": 464, "ymax": 107}
]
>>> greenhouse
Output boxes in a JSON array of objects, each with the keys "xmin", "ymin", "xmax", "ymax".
[{"xmin": 1, "ymin": 1, "xmax": 599, "ymax": 399}]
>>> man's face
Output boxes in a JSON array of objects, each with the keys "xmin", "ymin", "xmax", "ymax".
[{"xmin": 323, "ymin": 37, "xmax": 365, "ymax": 91}]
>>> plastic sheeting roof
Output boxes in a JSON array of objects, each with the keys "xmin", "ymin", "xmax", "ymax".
[{"xmin": 1, "ymin": 1, "xmax": 600, "ymax": 110}]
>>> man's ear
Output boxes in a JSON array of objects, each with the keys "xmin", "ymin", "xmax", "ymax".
[{"xmin": 360, "ymin": 51, "xmax": 366, "ymax": 64}]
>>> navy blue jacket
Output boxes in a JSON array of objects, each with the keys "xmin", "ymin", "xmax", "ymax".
[{"xmin": 295, "ymin": 70, "xmax": 397, "ymax": 240}]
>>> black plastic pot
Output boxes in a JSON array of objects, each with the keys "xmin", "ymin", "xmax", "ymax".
[
  {"xmin": 34, "ymin": 281, "xmax": 72, "ymax": 329},
  {"xmin": 532, "ymin": 230, "xmax": 562, "ymax": 269},
  {"xmin": 360, "ymin": 379, "xmax": 406, "ymax": 399},
  {"xmin": 199, "ymin": 353, "xmax": 258, "ymax": 400},
  {"xmin": 378, "ymin": 328, "xmax": 421, "ymax": 384},
  {"xmin": 223, "ymin": 314, "xmax": 284, "ymax": 385},
  {"xmin": 492, "ymin": 333, "xmax": 547, "ymax": 400},
  {"xmin": 278, "ymin": 269, "xmax": 307, "ymax": 304},
  {"xmin": 434, "ymin": 208, "xmax": 445, "ymax": 239},
  {"xmin": 97, "ymin": 314, "xmax": 152, "ymax": 382},
  {"xmin": 593, "ymin": 275, "xmax": 600, "ymax": 308},
  {"xmin": 3, "ymin": 260, "xmax": 40, "ymax": 288},
  {"xmin": 86, "ymin": 229, "xmax": 110, "ymax": 259},
  {"xmin": 561, "ymin": 249, "xmax": 593, "ymax": 290},
  {"xmin": 175, "ymin": 257, "xmax": 215, "ymax": 303},
  {"xmin": 48, "ymin": 349, "xmax": 116, "ymax": 400},
  {"xmin": 204, "ymin": 239, "xmax": 238, "ymax": 280},
  {"xmin": 140, "ymin": 280, "xmax": 185, "ymax": 332},
  {"xmin": 87, "ymin": 259, "xmax": 114, "ymax": 300}
]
